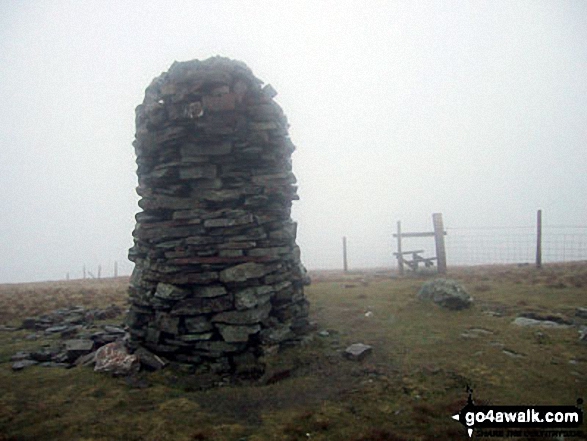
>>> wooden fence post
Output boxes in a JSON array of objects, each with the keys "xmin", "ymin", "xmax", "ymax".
[
  {"xmin": 396, "ymin": 221, "xmax": 404, "ymax": 275},
  {"xmin": 536, "ymin": 209, "xmax": 542, "ymax": 268},
  {"xmin": 433, "ymin": 213, "xmax": 447, "ymax": 274},
  {"xmin": 83, "ymin": 265, "xmax": 86, "ymax": 280},
  {"xmin": 343, "ymin": 236, "xmax": 348, "ymax": 273},
  {"xmin": 114, "ymin": 261, "xmax": 118, "ymax": 278}
]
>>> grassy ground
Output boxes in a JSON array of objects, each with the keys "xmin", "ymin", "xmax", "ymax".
[{"xmin": 0, "ymin": 263, "xmax": 585, "ymax": 440}]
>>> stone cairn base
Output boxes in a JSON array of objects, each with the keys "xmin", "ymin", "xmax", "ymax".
[{"xmin": 126, "ymin": 57, "xmax": 310, "ymax": 376}]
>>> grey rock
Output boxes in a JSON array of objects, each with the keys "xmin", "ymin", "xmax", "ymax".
[
  {"xmin": 30, "ymin": 350, "xmax": 55, "ymax": 362},
  {"xmin": 171, "ymin": 295, "xmax": 233, "ymax": 315},
  {"xmin": 575, "ymin": 307, "xmax": 587, "ymax": 319},
  {"xmin": 12, "ymin": 360, "xmax": 39, "ymax": 371},
  {"xmin": 260, "ymin": 323, "xmax": 295, "ymax": 344},
  {"xmin": 344, "ymin": 343, "xmax": 372, "ymax": 361},
  {"xmin": 502, "ymin": 349, "xmax": 525, "ymax": 359},
  {"xmin": 219, "ymin": 262, "xmax": 271, "ymax": 282},
  {"xmin": 216, "ymin": 324, "xmax": 261, "ymax": 342},
  {"xmin": 180, "ymin": 141, "xmax": 232, "ymax": 157},
  {"xmin": 11, "ymin": 351, "xmax": 32, "ymax": 362},
  {"xmin": 234, "ymin": 286, "xmax": 273, "ymax": 310},
  {"xmin": 417, "ymin": 279, "xmax": 472, "ymax": 310},
  {"xmin": 193, "ymin": 285, "xmax": 227, "ymax": 298},
  {"xmin": 134, "ymin": 347, "xmax": 167, "ymax": 371},
  {"xmin": 39, "ymin": 362, "xmax": 71, "ymax": 368},
  {"xmin": 75, "ymin": 351, "xmax": 97, "ymax": 367},
  {"xmin": 65, "ymin": 339, "xmax": 95, "ymax": 362},
  {"xmin": 179, "ymin": 332, "xmax": 215, "ymax": 342},
  {"xmin": 21, "ymin": 318, "xmax": 38, "ymax": 330},
  {"xmin": 103, "ymin": 325, "xmax": 126, "ymax": 334},
  {"xmin": 184, "ymin": 316, "xmax": 214, "ymax": 333},
  {"xmin": 178, "ymin": 164, "xmax": 217, "ymax": 180},
  {"xmin": 212, "ymin": 302, "xmax": 271, "ymax": 325},
  {"xmin": 45, "ymin": 325, "xmax": 69, "ymax": 334},
  {"xmin": 460, "ymin": 328, "xmax": 494, "ymax": 339},
  {"xmin": 154, "ymin": 283, "xmax": 190, "ymax": 300},
  {"xmin": 155, "ymin": 312, "xmax": 180, "ymax": 334},
  {"xmin": 512, "ymin": 317, "xmax": 571, "ymax": 328},
  {"xmin": 94, "ymin": 341, "xmax": 139, "ymax": 376}
]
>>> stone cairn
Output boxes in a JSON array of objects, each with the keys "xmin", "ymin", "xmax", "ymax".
[{"xmin": 126, "ymin": 57, "xmax": 310, "ymax": 376}]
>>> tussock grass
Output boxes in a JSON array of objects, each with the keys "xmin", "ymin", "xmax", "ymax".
[
  {"xmin": 0, "ymin": 278, "xmax": 129, "ymax": 325},
  {"xmin": 0, "ymin": 263, "xmax": 586, "ymax": 440}
]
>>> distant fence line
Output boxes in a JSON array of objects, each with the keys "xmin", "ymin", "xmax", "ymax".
[
  {"xmin": 445, "ymin": 224, "xmax": 587, "ymax": 266},
  {"xmin": 65, "ymin": 261, "xmax": 122, "ymax": 281},
  {"xmin": 337, "ymin": 211, "xmax": 587, "ymax": 273}
]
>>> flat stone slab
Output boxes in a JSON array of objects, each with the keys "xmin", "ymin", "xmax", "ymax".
[
  {"xmin": 65, "ymin": 339, "xmax": 95, "ymax": 352},
  {"xmin": 512, "ymin": 317, "xmax": 571, "ymax": 328},
  {"xmin": 461, "ymin": 328, "xmax": 494, "ymax": 339},
  {"xmin": 344, "ymin": 343, "xmax": 372, "ymax": 361},
  {"xmin": 12, "ymin": 360, "xmax": 39, "ymax": 371}
]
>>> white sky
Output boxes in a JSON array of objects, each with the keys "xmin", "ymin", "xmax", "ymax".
[{"xmin": 0, "ymin": 0, "xmax": 586, "ymax": 282}]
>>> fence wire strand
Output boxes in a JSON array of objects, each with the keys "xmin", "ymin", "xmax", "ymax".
[{"xmin": 444, "ymin": 226, "xmax": 587, "ymax": 266}]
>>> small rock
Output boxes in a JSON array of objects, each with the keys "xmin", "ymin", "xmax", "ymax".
[
  {"xmin": 512, "ymin": 317, "xmax": 570, "ymax": 328},
  {"xmin": 38, "ymin": 362, "xmax": 71, "ymax": 368},
  {"xmin": 576, "ymin": 307, "xmax": 587, "ymax": 320},
  {"xmin": 21, "ymin": 318, "xmax": 38, "ymax": 330},
  {"xmin": 10, "ymin": 351, "xmax": 32, "ymax": 362},
  {"xmin": 12, "ymin": 360, "xmax": 39, "ymax": 371},
  {"xmin": 75, "ymin": 351, "xmax": 97, "ymax": 367},
  {"xmin": 94, "ymin": 341, "xmax": 139, "ymax": 376},
  {"xmin": 461, "ymin": 328, "xmax": 494, "ymax": 339},
  {"xmin": 134, "ymin": 347, "xmax": 167, "ymax": 371},
  {"xmin": 65, "ymin": 339, "xmax": 94, "ymax": 357},
  {"xmin": 45, "ymin": 325, "xmax": 68, "ymax": 334},
  {"xmin": 579, "ymin": 326, "xmax": 587, "ymax": 342},
  {"xmin": 502, "ymin": 349, "xmax": 524, "ymax": 359},
  {"xmin": 519, "ymin": 312, "xmax": 572, "ymax": 325},
  {"xmin": 318, "ymin": 330, "xmax": 330, "ymax": 337},
  {"xmin": 65, "ymin": 338, "xmax": 94, "ymax": 353},
  {"xmin": 103, "ymin": 325, "xmax": 126, "ymax": 334},
  {"xmin": 344, "ymin": 343, "xmax": 372, "ymax": 361},
  {"xmin": 30, "ymin": 350, "xmax": 56, "ymax": 362}
]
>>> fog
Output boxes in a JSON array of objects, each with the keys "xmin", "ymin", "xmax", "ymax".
[{"xmin": 1, "ymin": 0, "xmax": 585, "ymax": 283}]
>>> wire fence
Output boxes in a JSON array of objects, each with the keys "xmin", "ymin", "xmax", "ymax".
[{"xmin": 445, "ymin": 225, "xmax": 587, "ymax": 266}]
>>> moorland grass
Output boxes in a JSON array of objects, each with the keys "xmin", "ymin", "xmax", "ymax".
[{"xmin": 0, "ymin": 263, "xmax": 585, "ymax": 440}]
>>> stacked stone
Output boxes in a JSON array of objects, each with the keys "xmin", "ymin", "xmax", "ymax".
[{"xmin": 126, "ymin": 57, "xmax": 310, "ymax": 375}]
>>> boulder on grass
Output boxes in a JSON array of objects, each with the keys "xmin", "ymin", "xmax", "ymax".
[
  {"xmin": 417, "ymin": 279, "xmax": 472, "ymax": 310},
  {"xmin": 344, "ymin": 343, "xmax": 372, "ymax": 361},
  {"xmin": 94, "ymin": 341, "xmax": 139, "ymax": 376}
]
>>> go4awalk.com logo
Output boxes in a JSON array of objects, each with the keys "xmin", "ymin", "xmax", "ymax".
[{"xmin": 451, "ymin": 387, "xmax": 584, "ymax": 438}]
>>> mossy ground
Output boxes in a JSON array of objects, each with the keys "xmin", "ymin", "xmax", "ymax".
[{"xmin": 0, "ymin": 263, "xmax": 585, "ymax": 440}]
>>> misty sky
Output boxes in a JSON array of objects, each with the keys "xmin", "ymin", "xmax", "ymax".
[{"xmin": 1, "ymin": 1, "xmax": 586, "ymax": 283}]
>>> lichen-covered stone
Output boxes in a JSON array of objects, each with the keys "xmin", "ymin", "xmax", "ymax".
[{"xmin": 417, "ymin": 279, "xmax": 472, "ymax": 310}]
